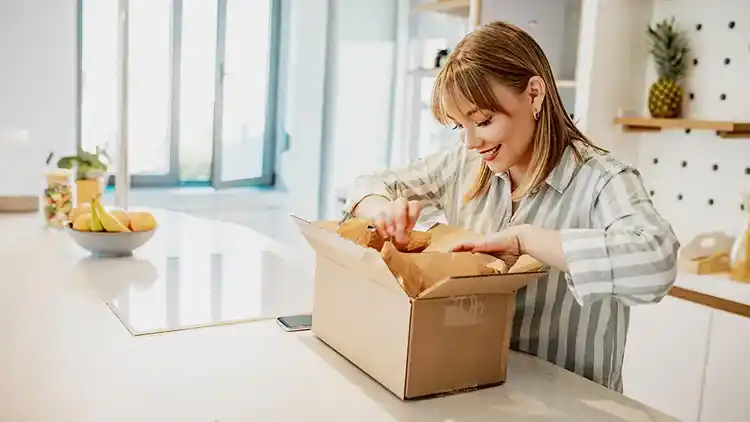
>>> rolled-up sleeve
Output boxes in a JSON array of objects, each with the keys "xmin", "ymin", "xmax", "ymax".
[
  {"xmin": 560, "ymin": 167, "xmax": 680, "ymax": 306},
  {"xmin": 339, "ymin": 140, "xmax": 463, "ymax": 223}
]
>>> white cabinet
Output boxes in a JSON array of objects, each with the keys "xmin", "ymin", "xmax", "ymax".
[
  {"xmin": 699, "ymin": 310, "xmax": 750, "ymax": 422},
  {"xmin": 622, "ymin": 296, "xmax": 713, "ymax": 422},
  {"xmin": 623, "ymin": 293, "xmax": 750, "ymax": 422}
]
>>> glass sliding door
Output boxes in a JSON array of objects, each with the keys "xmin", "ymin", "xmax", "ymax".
[
  {"xmin": 178, "ymin": 0, "xmax": 219, "ymax": 182},
  {"xmin": 77, "ymin": 0, "xmax": 281, "ymax": 188},
  {"xmin": 127, "ymin": 0, "xmax": 178, "ymax": 184},
  {"xmin": 211, "ymin": 0, "xmax": 279, "ymax": 188}
]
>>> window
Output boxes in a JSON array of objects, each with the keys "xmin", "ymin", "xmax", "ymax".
[{"xmin": 77, "ymin": 0, "xmax": 281, "ymax": 188}]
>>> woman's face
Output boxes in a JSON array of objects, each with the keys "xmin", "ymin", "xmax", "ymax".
[{"xmin": 445, "ymin": 78, "xmax": 544, "ymax": 175}]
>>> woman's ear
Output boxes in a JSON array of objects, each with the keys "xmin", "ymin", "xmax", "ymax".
[{"xmin": 526, "ymin": 76, "xmax": 547, "ymax": 120}]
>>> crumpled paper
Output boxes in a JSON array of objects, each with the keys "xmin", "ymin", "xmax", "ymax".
[
  {"xmin": 336, "ymin": 217, "xmax": 431, "ymax": 253},
  {"xmin": 334, "ymin": 219, "xmax": 544, "ymax": 298}
]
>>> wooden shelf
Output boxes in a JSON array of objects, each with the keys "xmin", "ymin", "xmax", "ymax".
[
  {"xmin": 0, "ymin": 195, "xmax": 38, "ymax": 213},
  {"xmin": 669, "ymin": 286, "xmax": 750, "ymax": 319},
  {"xmin": 412, "ymin": 0, "xmax": 470, "ymax": 17},
  {"xmin": 614, "ymin": 117, "xmax": 750, "ymax": 139}
]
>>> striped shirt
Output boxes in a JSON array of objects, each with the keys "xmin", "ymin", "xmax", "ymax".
[{"xmin": 340, "ymin": 139, "xmax": 680, "ymax": 392}]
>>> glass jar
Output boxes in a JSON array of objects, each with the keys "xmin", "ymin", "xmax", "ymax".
[
  {"xmin": 730, "ymin": 196, "xmax": 750, "ymax": 283},
  {"xmin": 42, "ymin": 169, "xmax": 74, "ymax": 228}
]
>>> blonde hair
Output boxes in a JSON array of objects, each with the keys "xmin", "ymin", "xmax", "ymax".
[{"xmin": 431, "ymin": 21, "xmax": 605, "ymax": 203}]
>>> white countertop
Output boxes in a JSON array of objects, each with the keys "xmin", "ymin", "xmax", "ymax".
[
  {"xmin": 0, "ymin": 209, "xmax": 678, "ymax": 421},
  {"xmin": 674, "ymin": 272, "xmax": 750, "ymax": 306}
]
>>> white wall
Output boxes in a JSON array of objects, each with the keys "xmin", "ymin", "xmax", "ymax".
[
  {"xmin": 276, "ymin": 0, "xmax": 330, "ymax": 220},
  {"xmin": 479, "ymin": 0, "xmax": 569, "ymax": 79},
  {"xmin": 574, "ymin": 0, "xmax": 653, "ymax": 161},
  {"xmin": 390, "ymin": 4, "xmax": 469, "ymax": 169},
  {"xmin": 277, "ymin": 0, "xmax": 402, "ymax": 220},
  {"xmin": 319, "ymin": 0, "xmax": 398, "ymax": 219},
  {"xmin": 0, "ymin": 0, "xmax": 78, "ymax": 196},
  {"xmin": 634, "ymin": 0, "xmax": 750, "ymax": 245}
]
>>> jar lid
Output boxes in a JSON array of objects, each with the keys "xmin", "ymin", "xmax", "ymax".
[{"xmin": 45, "ymin": 168, "xmax": 74, "ymax": 181}]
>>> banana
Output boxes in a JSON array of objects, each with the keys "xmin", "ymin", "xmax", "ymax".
[
  {"xmin": 72, "ymin": 213, "xmax": 93, "ymax": 231},
  {"xmin": 92, "ymin": 197, "xmax": 131, "ymax": 233},
  {"xmin": 90, "ymin": 198, "xmax": 104, "ymax": 232}
]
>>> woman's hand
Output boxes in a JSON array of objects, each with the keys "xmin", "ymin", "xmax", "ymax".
[
  {"xmin": 371, "ymin": 197, "xmax": 423, "ymax": 249},
  {"xmin": 453, "ymin": 224, "xmax": 569, "ymax": 273},
  {"xmin": 452, "ymin": 225, "xmax": 529, "ymax": 269}
]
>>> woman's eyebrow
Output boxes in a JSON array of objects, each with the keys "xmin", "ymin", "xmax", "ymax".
[{"xmin": 445, "ymin": 107, "xmax": 481, "ymax": 122}]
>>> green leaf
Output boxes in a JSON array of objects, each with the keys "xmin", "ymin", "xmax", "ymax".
[{"xmin": 56, "ymin": 156, "xmax": 79, "ymax": 169}]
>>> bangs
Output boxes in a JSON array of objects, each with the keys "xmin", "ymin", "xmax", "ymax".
[{"xmin": 431, "ymin": 61, "xmax": 507, "ymax": 126}]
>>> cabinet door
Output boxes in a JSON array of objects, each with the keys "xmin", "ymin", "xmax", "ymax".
[
  {"xmin": 622, "ymin": 296, "xmax": 712, "ymax": 422},
  {"xmin": 699, "ymin": 310, "xmax": 750, "ymax": 422}
]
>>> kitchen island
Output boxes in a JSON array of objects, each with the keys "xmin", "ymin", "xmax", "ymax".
[{"xmin": 0, "ymin": 209, "xmax": 676, "ymax": 421}]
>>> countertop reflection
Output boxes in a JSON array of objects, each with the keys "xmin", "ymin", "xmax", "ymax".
[
  {"xmin": 78, "ymin": 250, "xmax": 312, "ymax": 335},
  {"xmin": 9, "ymin": 208, "xmax": 315, "ymax": 336}
]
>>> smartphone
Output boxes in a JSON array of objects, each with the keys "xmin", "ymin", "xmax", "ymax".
[{"xmin": 276, "ymin": 314, "xmax": 312, "ymax": 332}]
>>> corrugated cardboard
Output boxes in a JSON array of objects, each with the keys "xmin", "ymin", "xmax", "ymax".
[
  {"xmin": 678, "ymin": 231, "xmax": 734, "ymax": 275},
  {"xmin": 292, "ymin": 215, "xmax": 547, "ymax": 400}
]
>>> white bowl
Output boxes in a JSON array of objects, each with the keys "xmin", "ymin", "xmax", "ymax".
[{"xmin": 66, "ymin": 226, "xmax": 156, "ymax": 257}]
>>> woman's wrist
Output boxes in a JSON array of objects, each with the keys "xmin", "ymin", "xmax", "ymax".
[
  {"xmin": 515, "ymin": 224, "xmax": 534, "ymax": 255},
  {"xmin": 517, "ymin": 225, "xmax": 569, "ymax": 272}
]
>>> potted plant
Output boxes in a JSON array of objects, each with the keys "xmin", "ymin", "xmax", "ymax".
[
  {"xmin": 55, "ymin": 147, "xmax": 111, "ymax": 206},
  {"xmin": 646, "ymin": 17, "xmax": 690, "ymax": 119}
]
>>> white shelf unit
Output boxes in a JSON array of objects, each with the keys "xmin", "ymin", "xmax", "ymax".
[{"xmin": 393, "ymin": 0, "xmax": 585, "ymax": 166}]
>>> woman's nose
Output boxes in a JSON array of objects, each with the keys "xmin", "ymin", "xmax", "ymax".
[{"xmin": 464, "ymin": 130, "xmax": 482, "ymax": 150}]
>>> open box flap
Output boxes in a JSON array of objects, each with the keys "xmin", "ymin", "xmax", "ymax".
[
  {"xmin": 380, "ymin": 248, "xmax": 500, "ymax": 298},
  {"xmin": 418, "ymin": 255, "xmax": 547, "ymax": 299},
  {"xmin": 418, "ymin": 271, "xmax": 547, "ymax": 299},
  {"xmin": 291, "ymin": 215, "xmax": 405, "ymax": 295}
]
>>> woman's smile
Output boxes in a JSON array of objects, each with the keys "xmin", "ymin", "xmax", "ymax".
[{"xmin": 480, "ymin": 144, "xmax": 501, "ymax": 161}]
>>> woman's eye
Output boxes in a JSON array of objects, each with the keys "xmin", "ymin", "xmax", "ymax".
[
  {"xmin": 476, "ymin": 118, "xmax": 492, "ymax": 127},
  {"xmin": 450, "ymin": 124, "xmax": 463, "ymax": 130}
]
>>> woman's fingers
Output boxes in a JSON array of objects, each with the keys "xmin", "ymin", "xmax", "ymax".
[
  {"xmin": 369, "ymin": 198, "xmax": 424, "ymax": 249},
  {"xmin": 452, "ymin": 237, "xmax": 510, "ymax": 253},
  {"xmin": 373, "ymin": 210, "xmax": 388, "ymax": 239},
  {"xmin": 392, "ymin": 198, "xmax": 409, "ymax": 244},
  {"xmin": 405, "ymin": 200, "xmax": 422, "ymax": 234}
]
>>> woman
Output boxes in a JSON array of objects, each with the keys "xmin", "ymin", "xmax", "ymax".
[{"xmin": 339, "ymin": 21, "xmax": 680, "ymax": 392}]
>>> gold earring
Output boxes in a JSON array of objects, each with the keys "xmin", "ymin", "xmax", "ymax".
[{"xmin": 533, "ymin": 109, "xmax": 540, "ymax": 120}]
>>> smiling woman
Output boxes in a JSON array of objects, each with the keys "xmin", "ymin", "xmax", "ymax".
[{"xmin": 340, "ymin": 20, "xmax": 680, "ymax": 393}]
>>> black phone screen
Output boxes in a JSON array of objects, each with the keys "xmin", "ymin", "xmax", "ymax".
[{"xmin": 277, "ymin": 314, "xmax": 312, "ymax": 331}]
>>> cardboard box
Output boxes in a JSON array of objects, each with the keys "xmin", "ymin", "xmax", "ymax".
[
  {"xmin": 678, "ymin": 231, "xmax": 734, "ymax": 275},
  {"xmin": 292, "ymin": 216, "xmax": 547, "ymax": 400}
]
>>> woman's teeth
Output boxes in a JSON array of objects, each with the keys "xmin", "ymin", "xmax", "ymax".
[{"xmin": 480, "ymin": 145, "xmax": 501, "ymax": 161}]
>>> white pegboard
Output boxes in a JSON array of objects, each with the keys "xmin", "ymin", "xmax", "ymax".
[{"xmin": 631, "ymin": 0, "xmax": 750, "ymax": 244}]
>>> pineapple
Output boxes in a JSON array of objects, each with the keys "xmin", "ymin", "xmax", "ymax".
[{"xmin": 646, "ymin": 18, "xmax": 690, "ymax": 119}]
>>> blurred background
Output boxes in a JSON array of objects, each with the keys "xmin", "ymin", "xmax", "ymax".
[{"xmin": 2, "ymin": 1, "xmax": 750, "ymax": 420}]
